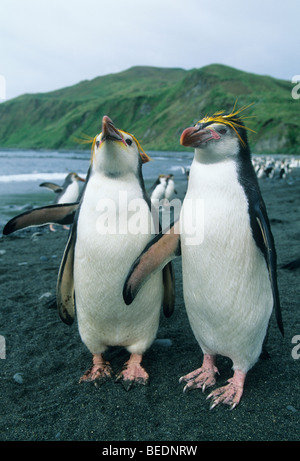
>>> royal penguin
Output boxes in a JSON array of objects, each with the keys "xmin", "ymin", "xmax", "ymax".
[
  {"xmin": 150, "ymin": 174, "xmax": 167, "ymax": 204},
  {"xmin": 40, "ymin": 172, "xmax": 85, "ymax": 231},
  {"xmin": 164, "ymin": 175, "xmax": 177, "ymax": 202},
  {"xmin": 123, "ymin": 106, "xmax": 283, "ymax": 408},
  {"xmin": 3, "ymin": 116, "xmax": 175, "ymax": 390}
]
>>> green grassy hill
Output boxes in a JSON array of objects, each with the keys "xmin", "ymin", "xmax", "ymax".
[{"xmin": 0, "ymin": 64, "xmax": 298, "ymax": 153}]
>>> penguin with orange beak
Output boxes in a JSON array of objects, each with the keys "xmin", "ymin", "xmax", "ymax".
[
  {"xmin": 123, "ymin": 106, "xmax": 283, "ymax": 408},
  {"xmin": 3, "ymin": 116, "xmax": 174, "ymax": 390}
]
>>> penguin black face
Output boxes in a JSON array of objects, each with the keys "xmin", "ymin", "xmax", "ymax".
[{"xmin": 92, "ymin": 116, "xmax": 150, "ymax": 177}]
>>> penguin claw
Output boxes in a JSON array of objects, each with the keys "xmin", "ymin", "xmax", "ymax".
[
  {"xmin": 79, "ymin": 365, "xmax": 114, "ymax": 386},
  {"xmin": 115, "ymin": 354, "xmax": 149, "ymax": 391},
  {"xmin": 206, "ymin": 380, "xmax": 244, "ymax": 410},
  {"xmin": 115, "ymin": 375, "xmax": 148, "ymax": 391},
  {"xmin": 79, "ymin": 356, "xmax": 114, "ymax": 386},
  {"xmin": 182, "ymin": 383, "xmax": 189, "ymax": 393},
  {"xmin": 209, "ymin": 401, "xmax": 217, "ymax": 411},
  {"xmin": 180, "ymin": 366, "xmax": 218, "ymax": 393}
]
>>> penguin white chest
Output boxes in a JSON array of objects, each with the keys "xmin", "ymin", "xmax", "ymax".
[
  {"xmin": 165, "ymin": 180, "xmax": 175, "ymax": 200},
  {"xmin": 180, "ymin": 159, "xmax": 273, "ymax": 372},
  {"xmin": 59, "ymin": 181, "xmax": 79, "ymax": 204},
  {"xmin": 73, "ymin": 172, "xmax": 163, "ymax": 355},
  {"xmin": 151, "ymin": 179, "xmax": 167, "ymax": 201}
]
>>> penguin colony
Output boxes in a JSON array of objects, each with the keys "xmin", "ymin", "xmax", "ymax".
[
  {"xmin": 252, "ymin": 156, "xmax": 298, "ymax": 181},
  {"xmin": 3, "ymin": 106, "xmax": 284, "ymax": 409},
  {"xmin": 150, "ymin": 174, "xmax": 177, "ymax": 204}
]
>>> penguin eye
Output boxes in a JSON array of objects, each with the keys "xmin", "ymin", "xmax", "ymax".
[
  {"xmin": 126, "ymin": 138, "xmax": 133, "ymax": 146},
  {"xmin": 218, "ymin": 128, "xmax": 227, "ymax": 135},
  {"xmin": 96, "ymin": 140, "xmax": 100, "ymax": 148}
]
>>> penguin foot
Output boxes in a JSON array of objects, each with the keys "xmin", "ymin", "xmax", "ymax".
[
  {"xmin": 115, "ymin": 353, "xmax": 149, "ymax": 391},
  {"xmin": 179, "ymin": 354, "xmax": 218, "ymax": 392},
  {"xmin": 79, "ymin": 354, "xmax": 113, "ymax": 387},
  {"xmin": 207, "ymin": 370, "xmax": 246, "ymax": 410}
]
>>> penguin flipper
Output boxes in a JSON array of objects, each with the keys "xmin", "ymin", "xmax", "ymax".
[
  {"xmin": 148, "ymin": 177, "xmax": 161, "ymax": 193},
  {"xmin": 123, "ymin": 221, "xmax": 181, "ymax": 306},
  {"xmin": 39, "ymin": 182, "xmax": 63, "ymax": 193},
  {"xmin": 162, "ymin": 261, "xmax": 175, "ymax": 318},
  {"xmin": 3, "ymin": 203, "xmax": 78, "ymax": 235},
  {"xmin": 56, "ymin": 224, "xmax": 76, "ymax": 325},
  {"xmin": 255, "ymin": 203, "xmax": 284, "ymax": 336}
]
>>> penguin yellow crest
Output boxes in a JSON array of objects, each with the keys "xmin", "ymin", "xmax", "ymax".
[
  {"xmin": 90, "ymin": 129, "xmax": 150, "ymax": 165},
  {"xmin": 119, "ymin": 130, "xmax": 151, "ymax": 164},
  {"xmin": 196, "ymin": 103, "xmax": 256, "ymax": 146},
  {"xmin": 72, "ymin": 119, "xmax": 150, "ymax": 165}
]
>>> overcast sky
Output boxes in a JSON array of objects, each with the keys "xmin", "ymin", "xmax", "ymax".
[{"xmin": 1, "ymin": 0, "xmax": 299, "ymax": 101}]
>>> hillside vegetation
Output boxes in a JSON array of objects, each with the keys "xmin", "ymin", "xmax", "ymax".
[{"xmin": 0, "ymin": 64, "xmax": 298, "ymax": 153}]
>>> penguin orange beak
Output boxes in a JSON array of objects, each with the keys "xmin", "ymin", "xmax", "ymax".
[
  {"xmin": 100, "ymin": 115, "xmax": 127, "ymax": 147},
  {"xmin": 76, "ymin": 175, "xmax": 85, "ymax": 182},
  {"xmin": 180, "ymin": 126, "xmax": 221, "ymax": 147}
]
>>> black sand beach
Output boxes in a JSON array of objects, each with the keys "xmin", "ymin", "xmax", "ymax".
[{"xmin": 0, "ymin": 173, "xmax": 299, "ymax": 442}]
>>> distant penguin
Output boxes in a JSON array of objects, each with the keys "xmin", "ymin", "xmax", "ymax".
[
  {"xmin": 123, "ymin": 106, "xmax": 283, "ymax": 408},
  {"xmin": 279, "ymin": 160, "xmax": 287, "ymax": 179},
  {"xmin": 4, "ymin": 116, "xmax": 175, "ymax": 390},
  {"xmin": 150, "ymin": 175, "xmax": 167, "ymax": 203},
  {"xmin": 40, "ymin": 172, "xmax": 85, "ymax": 231},
  {"xmin": 257, "ymin": 164, "xmax": 266, "ymax": 178},
  {"xmin": 180, "ymin": 166, "xmax": 190, "ymax": 181},
  {"xmin": 164, "ymin": 174, "xmax": 177, "ymax": 202}
]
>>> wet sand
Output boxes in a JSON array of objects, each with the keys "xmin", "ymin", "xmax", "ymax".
[{"xmin": 0, "ymin": 173, "xmax": 299, "ymax": 442}]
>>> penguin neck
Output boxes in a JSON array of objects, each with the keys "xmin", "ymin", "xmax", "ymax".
[
  {"xmin": 92, "ymin": 168, "xmax": 137, "ymax": 185},
  {"xmin": 188, "ymin": 155, "xmax": 238, "ymax": 195},
  {"xmin": 194, "ymin": 147, "xmax": 236, "ymax": 165}
]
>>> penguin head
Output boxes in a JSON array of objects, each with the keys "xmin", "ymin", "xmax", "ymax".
[
  {"xmin": 64, "ymin": 172, "xmax": 85, "ymax": 186},
  {"xmin": 70, "ymin": 172, "xmax": 85, "ymax": 182},
  {"xmin": 159, "ymin": 174, "xmax": 167, "ymax": 184},
  {"xmin": 180, "ymin": 105, "xmax": 255, "ymax": 163},
  {"xmin": 91, "ymin": 116, "xmax": 150, "ymax": 177}
]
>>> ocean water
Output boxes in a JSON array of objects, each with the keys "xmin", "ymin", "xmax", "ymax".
[
  {"xmin": 1, "ymin": 149, "xmax": 299, "ymax": 231},
  {"xmin": 0, "ymin": 149, "xmax": 193, "ymax": 229}
]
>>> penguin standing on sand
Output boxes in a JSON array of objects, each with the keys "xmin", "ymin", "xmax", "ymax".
[
  {"xmin": 40, "ymin": 172, "xmax": 85, "ymax": 231},
  {"xmin": 123, "ymin": 106, "xmax": 283, "ymax": 408},
  {"xmin": 164, "ymin": 174, "xmax": 177, "ymax": 202},
  {"xmin": 150, "ymin": 174, "xmax": 167, "ymax": 203},
  {"xmin": 3, "ymin": 116, "xmax": 174, "ymax": 390}
]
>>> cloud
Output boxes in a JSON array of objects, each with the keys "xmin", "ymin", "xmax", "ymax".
[{"xmin": 1, "ymin": 0, "xmax": 299, "ymax": 100}]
